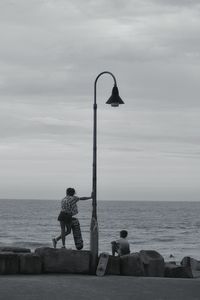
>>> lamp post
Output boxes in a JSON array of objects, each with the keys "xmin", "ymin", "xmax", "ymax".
[{"xmin": 90, "ymin": 71, "xmax": 124, "ymax": 274}]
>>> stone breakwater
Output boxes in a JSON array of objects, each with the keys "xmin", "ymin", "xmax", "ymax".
[{"xmin": 0, "ymin": 247, "xmax": 200, "ymax": 278}]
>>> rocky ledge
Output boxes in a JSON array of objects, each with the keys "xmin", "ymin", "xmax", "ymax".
[{"xmin": 0, "ymin": 247, "xmax": 200, "ymax": 278}]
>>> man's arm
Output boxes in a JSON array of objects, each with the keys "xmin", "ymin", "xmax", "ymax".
[
  {"xmin": 79, "ymin": 196, "xmax": 92, "ymax": 201},
  {"xmin": 79, "ymin": 192, "xmax": 93, "ymax": 201}
]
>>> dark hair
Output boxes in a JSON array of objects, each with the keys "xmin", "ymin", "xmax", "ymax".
[
  {"xmin": 66, "ymin": 187, "xmax": 75, "ymax": 196},
  {"xmin": 120, "ymin": 230, "xmax": 128, "ymax": 238}
]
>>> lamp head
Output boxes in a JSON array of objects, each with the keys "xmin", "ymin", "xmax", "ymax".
[{"xmin": 106, "ymin": 85, "xmax": 124, "ymax": 107}]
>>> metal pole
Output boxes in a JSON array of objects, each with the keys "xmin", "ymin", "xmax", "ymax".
[{"xmin": 90, "ymin": 71, "xmax": 117, "ymax": 274}]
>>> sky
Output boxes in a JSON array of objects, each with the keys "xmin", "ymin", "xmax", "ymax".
[{"xmin": 0, "ymin": 0, "xmax": 200, "ymax": 201}]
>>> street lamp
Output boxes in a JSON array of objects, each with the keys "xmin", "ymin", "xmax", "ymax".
[{"xmin": 90, "ymin": 71, "xmax": 124, "ymax": 274}]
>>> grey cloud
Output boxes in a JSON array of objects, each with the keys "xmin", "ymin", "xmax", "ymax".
[
  {"xmin": 1, "ymin": 0, "xmax": 200, "ymax": 107},
  {"xmin": 0, "ymin": 0, "xmax": 200, "ymax": 200},
  {"xmin": 152, "ymin": 0, "xmax": 200, "ymax": 8},
  {"xmin": 0, "ymin": 104, "xmax": 92, "ymax": 143}
]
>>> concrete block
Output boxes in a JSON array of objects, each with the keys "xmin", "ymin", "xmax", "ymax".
[
  {"xmin": 165, "ymin": 263, "xmax": 193, "ymax": 278},
  {"xmin": 0, "ymin": 247, "xmax": 31, "ymax": 253},
  {"xmin": 19, "ymin": 253, "xmax": 42, "ymax": 274},
  {"xmin": 0, "ymin": 252, "xmax": 19, "ymax": 274},
  {"xmin": 139, "ymin": 250, "xmax": 165, "ymax": 277},
  {"xmin": 181, "ymin": 256, "xmax": 200, "ymax": 278},
  {"xmin": 120, "ymin": 253, "xmax": 145, "ymax": 276},
  {"xmin": 191, "ymin": 270, "xmax": 200, "ymax": 278},
  {"xmin": 181, "ymin": 256, "xmax": 200, "ymax": 270},
  {"xmin": 35, "ymin": 247, "xmax": 91, "ymax": 274},
  {"xmin": 106, "ymin": 256, "xmax": 120, "ymax": 275}
]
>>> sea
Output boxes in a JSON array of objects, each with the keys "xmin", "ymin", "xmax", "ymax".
[{"xmin": 0, "ymin": 199, "xmax": 200, "ymax": 262}]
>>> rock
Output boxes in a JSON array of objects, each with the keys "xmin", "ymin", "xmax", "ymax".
[
  {"xmin": 139, "ymin": 250, "xmax": 165, "ymax": 277},
  {"xmin": 120, "ymin": 253, "xmax": 145, "ymax": 276},
  {"xmin": 0, "ymin": 247, "xmax": 31, "ymax": 253},
  {"xmin": 165, "ymin": 262, "xmax": 193, "ymax": 278},
  {"xmin": 181, "ymin": 256, "xmax": 200, "ymax": 278},
  {"xmin": 35, "ymin": 247, "xmax": 91, "ymax": 274},
  {"xmin": 181, "ymin": 256, "xmax": 200, "ymax": 270},
  {"xmin": 19, "ymin": 253, "xmax": 42, "ymax": 274},
  {"xmin": 0, "ymin": 252, "xmax": 19, "ymax": 274},
  {"xmin": 191, "ymin": 270, "xmax": 200, "ymax": 278},
  {"xmin": 167, "ymin": 261, "xmax": 176, "ymax": 265},
  {"xmin": 106, "ymin": 255, "xmax": 120, "ymax": 275}
]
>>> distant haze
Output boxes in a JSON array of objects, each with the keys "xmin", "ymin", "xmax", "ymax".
[{"xmin": 0, "ymin": 0, "xmax": 200, "ymax": 201}]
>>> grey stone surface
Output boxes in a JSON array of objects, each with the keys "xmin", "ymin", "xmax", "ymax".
[
  {"xmin": 106, "ymin": 255, "xmax": 120, "ymax": 275},
  {"xmin": 165, "ymin": 262, "xmax": 193, "ymax": 278},
  {"xmin": 191, "ymin": 270, "xmax": 200, "ymax": 278},
  {"xmin": 19, "ymin": 253, "xmax": 42, "ymax": 274},
  {"xmin": 0, "ymin": 247, "xmax": 31, "ymax": 253},
  {"xmin": 0, "ymin": 252, "xmax": 19, "ymax": 274},
  {"xmin": 180, "ymin": 257, "xmax": 200, "ymax": 278},
  {"xmin": 35, "ymin": 247, "xmax": 91, "ymax": 274},
  {"xmin": 120, "ymin": 253, "xmax": 145, "ymax": 276},
  {"xmin": 181, "ymin": 256, "xmax": 200, "ymax": 270},
  {"xmin": 140, "ymin": 250, "xmax": 165, "ymax": 277}
]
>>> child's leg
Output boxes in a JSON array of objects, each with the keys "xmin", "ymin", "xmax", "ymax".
[
  {"xmin": 65, "ymin": 221, "xmax": 72, "ymax": 235},
  {"xmin": 55, "ymin": 228, "xmax": 70, "ymax": 242},
  {"xmin": 111, "ymin": 241, "xmax": 118, "ymax": 256},
  {"xmin": 52, "ymin": 220, "xmax": 71, "ymax": 248},
  {"xmin": 60, "ymin": 221, "xmax": 66, "ymax": 247}
]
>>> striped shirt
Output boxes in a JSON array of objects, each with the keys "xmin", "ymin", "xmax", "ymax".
[{"xmin": 61, "ymin": 195, "xmax": 80, "ymax": 216}]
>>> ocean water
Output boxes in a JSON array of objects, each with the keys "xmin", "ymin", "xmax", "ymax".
[{"xmin": 0, "ymin": 199, "xmax": 200, "ymax": 262}]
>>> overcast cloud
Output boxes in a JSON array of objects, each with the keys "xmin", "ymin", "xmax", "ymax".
[{"xmin": 0, "ymin": 0, "xmax": 200, "ymax": 200}]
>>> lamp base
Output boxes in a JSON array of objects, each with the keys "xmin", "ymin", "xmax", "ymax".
[{"xmin": 90, "ymin": 217, "xmax": 99, "ymax": 274}]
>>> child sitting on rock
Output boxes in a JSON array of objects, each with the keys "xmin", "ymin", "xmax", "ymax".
[{"xmin": 111, "ymin": 230, "xmax": 130, "ymax": 256}]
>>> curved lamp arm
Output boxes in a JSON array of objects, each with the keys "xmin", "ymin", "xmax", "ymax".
[
  {"xmin": 94, "ymin": 71, "xmax": 117, "ymax": 105},
  {"xmin": 92, "ymin": 71, "xmax": 117, "ymax": 219}
]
